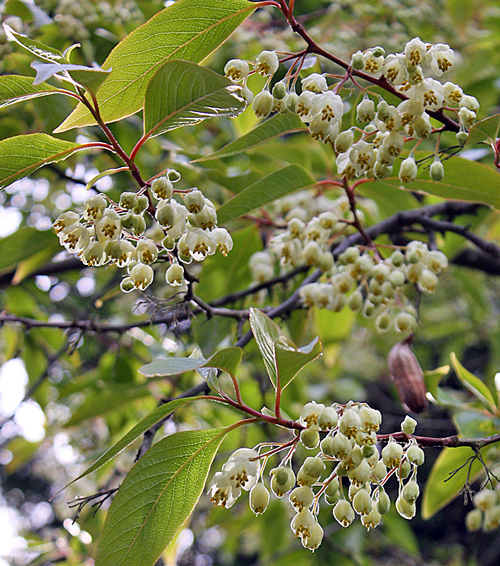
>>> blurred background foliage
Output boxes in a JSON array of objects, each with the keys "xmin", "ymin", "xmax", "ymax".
[{"xmin": 0, "ymin": 0, "xmax": 500, "ymax": 565}]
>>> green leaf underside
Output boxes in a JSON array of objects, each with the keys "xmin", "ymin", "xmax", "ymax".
[
  {"xmin": 450, "ymin": 352, "xmax": 497, "ymax": 410},
  {"xmin": 144, "ymin": 60, "xmax": 245, "ymax": 138},
  {"xmin": 194, "ymin": 113, "xmax": 306, "ymax": 161},
  {"xmin": 275, "ymin": 336, "xmax": 322, "ymax": 390},
  {"xmin": 368, "ymin": 155, "xmax": 500, "ymax": 210},
  {"xmin": 95, "ymin": 427, "xmax": 228, "ymax": 566},
  {"xmin": 467, "ymin": 114, "xmax": 500, "ymax": 145},
  {"xmin": 55, "ymin": 0, "xmax": 255, "ymax": 132},
  {"xmin": 0, "ymin": 75, "xmax": 67, "ymax": 109},
  {"xmin": 422, "ymin": 446, "xmax": 484, "ymax": 519},
  {"xmin": 0, "ymin": 134, "xmax": 82, "ymax": 190},
  {"xmin": 139, "ymin": 346, "xmax": 243, "ymax": 377},
  {"xmin": 58, "ymin": 397, "xmax": 198, "ymax": 493},
  {"xmin": 217, "ymin": 164, "xmax": 316, "ymax": 225},
  {"xmin": 249, "ymin": 308, "xmax": 282, "ymax": 387},
  {"xmin": 0, "ymin": 227, "xmax": 59, "ymax": 274}
]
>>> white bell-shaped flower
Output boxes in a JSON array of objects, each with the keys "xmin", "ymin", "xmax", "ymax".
[
  {"xmin": 207, "ymin": 471, "xmax": 241, "ymax": 508},
  {"xmin": 222, "ymin": 448, "xmax": 260, "ymax": 491},
  {"xmin": 59, "ymin": 224, "xmax": 90, "ymax": 254},
  {"xmin": 404, "ymin": 37, "xmax": 427, "ymax": 66},
  {"xmin": 301, "ymin": 72, "xmax": 328, "ymax": 93},
  {"xmin": 425, "ymin": 43, "xmax": 454, "ymax": 76},
  {"xmin": 185, "ymin": 228, "xmax": 216, "ymax": 261}
]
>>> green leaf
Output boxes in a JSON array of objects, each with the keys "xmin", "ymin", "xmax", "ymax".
[
  {"xmin": 143, "ymin": 60, "xmax": 246, "ymax": 140},
  {"xmin": 95, "ymin": 427, "xmax": 230, "ymax": 566},
  {"xmin": 249, "ymin": 308, "xmax": 282, "ymax": 387},
  {"xmin": 0, "ymin": 228, "xmax": 59, "ymax": 274},
  {"xmin": 450, "ymin": 352, "xmax": 497, "ymax": 411},
  {"xmin": 57, "ymin": 397, "xmax": 198, "ymax": 493},
  {"xmin": 467, "ymin": 114, "xmax": 500, "ymax": 145},
  {"xmin": 139, "ymin": 347, "xmax": 242, "ymax": 377},
  {"xmin": 4, "ymin": 24, "xmax": 67, "ymax": 63},
  {"xmin": 422, "ymin": 446, "xmax": 483, "ymax": 519},
  {"xmin": 205, "ymin": 347, "xmax": 242, "ymax": 377},
  {"xmin": 423, "ymin": 365, "xmax": 450, "ymax": 399},
  {"xmin": 31, "ymin": 61, "xmax": 111, "ymax": 92},
  {"xmin": 217, "ymin": 164, "xmax": 316, "ymax": 225},
  {"xmin": 194, "ymin": 113, "xmax": 306, "ymax": 161},
  {"xmin": 274, "ymin": 336, "xmax": 322, "ymax": 390},
  {"xmin": 55, "ymin": 0, "xmax": 255, "ymax": 132},
  {"xmin": 366, "ymin": 155, "xmax": 500, "ymax": 210},
  {"xmin": 0, "ymin": 75, "xmax": 67, "ymax": 109},
  {"xmin": 0, "ymin": 133, "xmax": 82, "ymax": 190}
]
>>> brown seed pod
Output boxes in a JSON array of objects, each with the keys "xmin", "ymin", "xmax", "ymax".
[{"xmin": 388, "ymin": 342, "xmax": 428, "ymax": 413}]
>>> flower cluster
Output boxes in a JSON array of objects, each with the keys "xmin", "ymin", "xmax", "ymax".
[
  {"xmin": 53, "ymin": 170, "xmax": 233, "ymax": 293},
  {"xmin": 208, "ymin": 402, "xmax": 425, "ymax": 551},
  {"xmin": 248, "ymin": 189, "xmax": 376, "ymax": 284},
  {"xmin": 225, "ymin": 38, "xmax": 477, "ymax": 185},
  {"xmin": 465, "ymin": 486, "xmax": 500, "ymax": 532},
  {"xmin": 299, "ymin": 241, "xmax": 448, "ymax": 335}
]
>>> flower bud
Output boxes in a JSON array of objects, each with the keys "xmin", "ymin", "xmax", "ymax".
[
  {"xmin": 351, "ymin": 51, "xmax": 365, "ymax": 70},
  {"xmin": 465, "ymin": 508, "xmax": 483, "ymax": 531},
  {"xmin": 388, "ymin": 341, "xmax": 428, "ymax": 412},
  {"xmin": 377, "ymin": 489, "xmax": 391, "ymax": 514},
  {"xmin": 430, "ymin": 159, "xmax": 445, "ymax": 181},
  {"xmin": 401, "ymin": 416, "xmax": 417, "ymax": 435},
  {"xmin": 402, "ymin": 480, "xmax": 420, "ymax": 504},
  {"xmin": 407, "ymin": 444, "xmax": 425, "ymax": 466},
  {"xmin": 272, "ymin": 81, "xmax": 287, "ymax": 100},
  {"xmin": 134, "ymin": 195, "xmax": 149, "ymax": 213},
  {"xmin": 269, "ymin": 466, "xmax": 295, "ymax": 498},
  {"xmin": 474, "ymin": 489, "xmax": 497, "ymax": 511},
  {"xmin": 396, "ymin": 494, "xmax": 416, "ymax": 519},
  {"xmin": 335, "ymin": 129, "xmax": 354, "ymax": 154},
  {"xmin": 250, "ymin": 483, "xmax": 270, "ymax": 515},
  {"xmin": 285, "ymin": 91, "xmax": 299, "ymax": 113},
  {"xmin": 397, "ymin": 459, "xmax": 412, "ymax": 480},
  {"xmin": 300, "ymin": 427, "xmax": 320, "ymax": 449},
  {"xmin": 120, "ymin": 277, "xmax": 134, "ymax": 293}
]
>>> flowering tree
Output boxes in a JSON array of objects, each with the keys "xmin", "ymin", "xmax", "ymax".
[{"xmin": 1, "ymin": 0, "xmax": 500, "ymax": 564}]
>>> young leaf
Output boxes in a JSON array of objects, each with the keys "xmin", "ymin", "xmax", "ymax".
[
  {"xmin": 422, "ymin": 446, "xmax": 484, "ymax": 519},
  {"xmin": 467, "ymin": 114, "xmax": 500, "ymax": 146},
  {"xmin": 217, "ymin": 164, "xmax": 316, "ymax": 225},
  {"xmin": 274, "ymin": 336, "xmax": 322, "ymax": 390},
  {"xmin": 368, "ymin": 156, "xmax": 500, "ymax": 210},
  {"xmin": 0, "ymin": 75, "xmax": 68, "ymax": 109},
  {"xmin": 4, "ymin": 24, "xmax": 67, "ymax": 63},
  {"xmin": 423, "ymin": 365, "xmax": 450, "ymax": 399},
  {"xmin": 56, "ymin": 397, "xmax": 198, "ymax": 494},
  {"xmin": 249, "ymin": 308, "xmax": 282, "ymax": 387},
  {"xmin": 31, "ymin": 61, "xmax": 111, "ymax": 92},
  {"xmin": 95, "ymin": 427, "xmax": 230, "ymax": 566},
  {"xmin": 450, "ymin": 352, "xmax": 497, "ymax": 411},
  {"xmin": 54, "ymin": 0, "xmax": 255, "ymax": 132},
  {"xmin": 143, "ymin": 60, "xmax": 246, "ymax": 140},
  {"xmin": 139, "ymin": 347, "xmax": 242, "ymax": 377},
  {"xmin": 193, "ymin": 113, "xmax": 306, "ymax": 162},
  {"xmin": 0, "ymin": 134, "xmax": 82, "ymax": 190}
]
